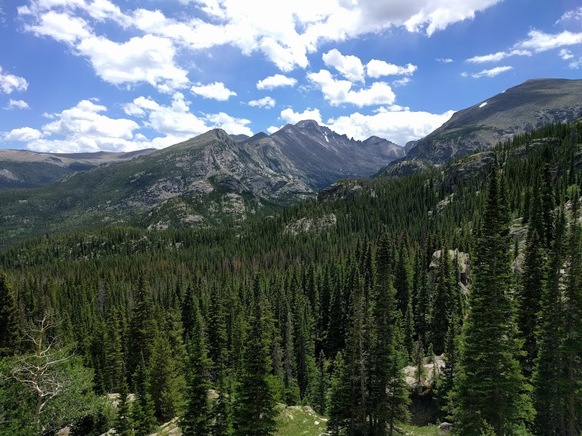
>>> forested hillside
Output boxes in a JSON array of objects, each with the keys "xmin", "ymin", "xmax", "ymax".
[{"xmin": 0, "ymin": 122, "xmax": 581, "ymax": 435}]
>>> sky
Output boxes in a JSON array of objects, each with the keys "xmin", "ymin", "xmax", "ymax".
[{"xmin": 0, "ymin": 0, "xmax": 581, "ymax": 153}]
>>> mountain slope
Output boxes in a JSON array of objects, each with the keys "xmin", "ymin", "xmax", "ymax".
[
  {"xmin": 0, "ymin": 148, "xmax": 155, "ymax": 189},
  {"xmin": 242, "ymin": 120, "xmax": 404, "ymax": 189},
  {"xmin": 401, "ymin": 78, "xmax": 582, "ymax": 165}
]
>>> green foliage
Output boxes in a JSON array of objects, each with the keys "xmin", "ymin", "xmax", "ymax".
[
  {"xmin": 453, "ymin": 170, "xmax": 534, "ymax": 435},
  {"xmin": 0, "ymin": 121, "xmax": 582, "ymax": 433}
]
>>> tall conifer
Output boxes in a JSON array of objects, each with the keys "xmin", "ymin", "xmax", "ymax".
[{"xmin": 453, "ymin": 169, "xmax": 534, "ymax": 435}]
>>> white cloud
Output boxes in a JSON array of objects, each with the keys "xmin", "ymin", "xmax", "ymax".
[
  {"xmin": 77, "ymin": 35, "xmax": 189, "ymax": 91},
  {"xmin": 307, "ymin": 69, "xmax": 396, "ymax": 107},
  {"xmin": 569, "ymin": 58, "xmax": 582, "ymax": 69},
  {"xmin": 256, "ymin": 74, "xmax": 297, "ymax": 90},
  {"xmin": 436, "ymin": 58, "xmax": 454, "ymax": 63},
  {"xmin": 23, "ymin": 10, "xmax": 91, "ymax": 43},
  {"xmin": 366, "ymin": 59, "xmax": 417, "ymax": 78},
  {"xmin": 471, "ymin": 65, "xmax": 513, "ymax": 78},
  {"xmin": 20, "ymin": 0, "xmax": 504, "ymax": 75},
  {"xmin": 9, "ymin": 99, "xmax": 144, "ymax": 153},
  {"xmin": 0, "ymin": 66, "xmax": 28, "ymax": 94},
  {"xmin": 7, "ymin": 99, "xmax": 30, "ymax": 110},
  {"xmin": 402, "ymin": 0, "xmax": 502, "ymax": 36},
  {"xmin": 191, "ymin": 82, "xmax": 237, "ymax": 101},
  {"xmin": 322, "ymin": 49, "xmax": 365, "ymax": 82},
  {"xmin": 560, "ymin": 49, "xmax": 575, "ymax": 60},
  {"xmin": 280, "ymin": 107, "xmax": 323, "ymax": 124},
  {"xmin": 204, "ymin": 112, "xmax": 253, "ymax": 136},
  {"xmin": 327, "ymin": 107, "xmax": 455, "ymax": 145},
  {"xmin": 125, "ymin": 93, "xmax": 252, "ymax": 145},
  {"xmin": 248, "ymin": 96, "xmax": 276, "ymax": 108},
  {"xmin": 268, "ymin": 107, "xmax": 323, "ymax": 132},
  {"xmin": 4, "ymin": 127, "xmax": 42, "ymax": 142},
  {"xmin": 466, "ymin": 49, "xmax": 530, "ymax": 63},
  {"xmin": 515, "ymin": 29, "xmax": 582, "ymax": 53},
  {"xmin": 557, "ymin": 7, "xmax": 582, "ymax": 24}
]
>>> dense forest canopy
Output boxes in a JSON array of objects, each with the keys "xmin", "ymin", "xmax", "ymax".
[{"xmin": 0, "ymin": 121, "xmax": 581, "ymax": 435}]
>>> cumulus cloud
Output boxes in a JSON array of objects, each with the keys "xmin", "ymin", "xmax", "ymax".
[
  {"xmin": 256, "ymin": 74, "xmax": 297, "ymax": 90},
  {"xmin": 401, "ymin": 0, "xmax": 502, "ymax": 36},
  {"xmin": 366, "ymin": 60, "xmax": 417, "ymax": 78},
  {"xmin": 0, "ymin": 66, "xmax": 28, "ymax": 94},
  {"xmin": 191, "ymin": 82, "xmax": 237, "ymax": 101},
  {"xmin": 322, "ymin": 49, "xmax": 365, "ymax": 82},
  {"xmin": 125, "ymin": 93, "xmax": 252, "ymax": 145},
  {"xmin": 77, "ymin": 35, "xmax": 189, "ymax": 91},
  {"xmin": 470, "ymin": 66, "xmax": 513, "ymax": 78},
  {"xmin": 4, "ymin": 127, "xmax": 42, "ymax": 142},
  {"xmin": 307, "ymin": 69, "xmax": 396, "ymax": 107},
  {"xmin": 267, "ymin": 107, "xmax": 323, "ymax": 133},
  {"xmin": 204, "ymin": 112, "xmax": 253, "ymax": 136},
  {"xmin": 327, "ymin": 107, "xmax": 455, "ymax": 145},
  {"xmin": 19, "ymin": 0, "xmax": 503, "ymax": 77},
  {"xmin": 22, "ymin": 10, "xmax": 91, "ymax": 43},
  {"xmin": 6, "ymin": 99, "xmax": 144, "ymax": 153},
  {"xmin": 7, "ymin": 99, "xmax": 30, "ymax": 110},
  {"xmin": 248, "ymin": 96, "xmax": 276, "ymax": 108}
]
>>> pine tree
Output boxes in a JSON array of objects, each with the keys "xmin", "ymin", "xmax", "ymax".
[
  {"xmin": 369, "ymin": 233, "xmax": 410, "ymax": 436},
  {"xmin": 327, "ymin": 352, "xmax": 351, "ymax": 434},
  {"xmin": 431, "ymin": 246, "xmax": 455, "ymax": 355},
  {"xmin": 532, "ymin": 209, "xmax": 565, "ymax": 435},
  {"xmin": 453, "ymin": 169, "xmax": 534, "ymax": 435},
  {"xmin": 181, "ymin": 299, "xmax": 211, "ymax": 436},
  {"xmin": 561, "ymin": 192, "xmax": 582, "ymax": 435},
  {"xmin": 0, "ymin": 271, "xmax": 21, "ymax": 356},
  {"xmin": 233, "ymin": 278, "xmax": 277, "ymax": 436},
  {"xmin": 116, "ymin": 377, "xmax": 135, "ymax": 436},
  {"xmin": 132, "ymin": 357, "xmax": 157, "ymax": 435},
  {"xmin": 128, "ymin": 276, "xmax": 157, "ymax": 379},
  {"xmin": 103, "ymin": 308, "xmax": 124, "ymax": 393}
]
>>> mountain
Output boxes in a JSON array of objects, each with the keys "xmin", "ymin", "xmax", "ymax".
[
  {"xmin": 0, "ymin": 148, "xmax": 155, "ymax": 189},
  {"xmin": 242, "ymin": 120, "xmax": 404, "ymax": 189},
  {"xmin": 0, "ymin": 122, "xmax": 403, "ymax": 246},
  {"xmin": 397, "ymin": 78, "xmax": 582, "ymax": 166}
]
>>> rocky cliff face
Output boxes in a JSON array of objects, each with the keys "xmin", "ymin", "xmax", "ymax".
[
  {"xmin": 397, "ymin": 78, "xmax": 582, "ymax": 166},
  {"xmin": 242, "ymin": 120, "xmax": 404, "ymax": 189}
]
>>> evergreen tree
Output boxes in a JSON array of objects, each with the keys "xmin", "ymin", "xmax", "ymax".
[
  {"xmin": 437, "ymin": 314, "xmax": 460, "ymax": 421},
  {"xmin": 532, "ymin": 209, "xmax": 565, "ymax": 435},
  {"xmin": 233, "ymin": 278, "xmax": 277, "ymax": 436},
  {"xmin": 561, "ymin": 192, "xmax": 582, "ymax": 435},
  {"xmin": 431, "ymin": 246, "xmax": 455, "ymax": 355},
  {"xmin": 369, "ymin": 234, "xmax": 410, "ymax": 436},
  {"xmin": 103, "ymin": 308, "xmax": 124, "ymax": 393},
  {"xmin": 453, "ymin": 170, "xmax": 534, "ymax": 435},
  {"xmin": 128, "ymin": 277, "xmax": 157, "ymax": 379},
  {"xmin": 131, "ymin": 357, "xmax": 157, "ymax": 435},
  {"xmin": 182, "ymin": 299, "xmax": 211, "ymax": 436},
  {"xmin": 116, "ymin": 377, "xmax": 135, "ymax": 436},
  {"xmin": 327, "ymin": 352, "xmax": 351, "ymax": 434},
  {"xmin": 0, "ymin": 271, "xmax": 21, "ymax": 356}
]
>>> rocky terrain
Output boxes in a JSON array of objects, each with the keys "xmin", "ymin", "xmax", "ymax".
[{"xmin": 388, "ymin": 78, "xmax": 582, "ymax": 169}]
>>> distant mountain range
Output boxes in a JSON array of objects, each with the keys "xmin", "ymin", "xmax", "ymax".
[
  {"xmin": 0, "ymin": 121, "xmax": 403, "ymax": 244},
  {"xmin": 1, "ymin": 77, "xmax": 581, "ymax": 246}
]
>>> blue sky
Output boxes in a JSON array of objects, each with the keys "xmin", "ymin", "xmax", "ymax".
[{"xmin": 0, "ymin": 0, "xmax": 581, "ymax": 153}]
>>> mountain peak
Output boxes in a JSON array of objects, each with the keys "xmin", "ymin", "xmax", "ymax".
[{"xmin": 295, "ymin": 119, "xmax": 321, "ymax": 129}]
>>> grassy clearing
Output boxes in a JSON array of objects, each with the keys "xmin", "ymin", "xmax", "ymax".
[{"xmin": 276, "ymin": 405, "xmax": 327, "ymax": 436}]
